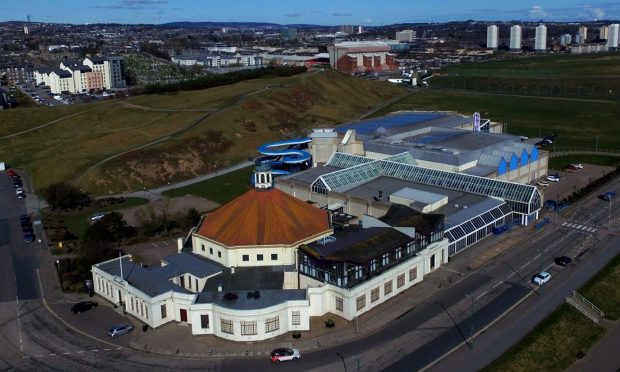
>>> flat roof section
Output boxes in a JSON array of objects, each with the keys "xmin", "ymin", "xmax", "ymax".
[
  {"xmin": 336, "ymin": 112, "xmax": 449, "ymax": 135},
  {"xmin": 391, "ymin": 187, "xmax": 447, "ymax": 205}
]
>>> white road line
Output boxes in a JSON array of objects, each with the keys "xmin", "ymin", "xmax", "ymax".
[
  {"xmin": 534, "ymin": 253, "xmax": 541, "ymax": 259},
  {"xmin": 576, "ymin": 224, "xmax": 584, "ymax": 229},
  {"xmin": 475, "ymin": 291, "xmax": 488, "ymax": 300},
  {"xmin": 115, "ymin": 347, "xmax": 122, "ymax": 350},
  {"xmin": 91, "ymin": 349, "xmax": 99, "ymax": 352},
  {"xmin": 151, "ymin": 242, "xmax": 158, "ymax": 247},
  {"xmin": 104, "ymin": 348, "xmax": 112, "ymax": 351},
  {"xmin": 520, "ymin": 261, "xmax": 531, "ymax": 269},
  {"xmin": 507, "ymin": 272, "xmax": 516, "ymax": 278},
  {"xmin": 492, "ymin": 281, "xmax": 503, "ymax": 288},
  {"xmin": 77, "ymin": 350, "xmax": 85, "ymax": 353},
  {"xmin": 562, "ymin": 222, "xmax": 568, "ymax": 226},
  {"xmin": 63, "ymin": 352, "xmax": 71, "ymax": 355}
]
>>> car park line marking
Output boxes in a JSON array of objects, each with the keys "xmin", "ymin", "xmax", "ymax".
[
  {"xmin": 77, "ymin": 351, "xmax": 84, "ymax": 353},
  {"xmin": 520, "ymin": 261, "xmax": 530, "ymax": 269},
  {"xmin": 534, "ymin": 253, "xmax": 541, "ymax": 260},
  {"xmin": 151, "ymin": 242, "xmax": 158, "ymax": 247},
  {"xmin": 91, "ymin": 349, "xmax": 99, "ymax": 352},
  {"xmin": 63, "ymin": 352, "xmax": 71, "ymax": 354},
  {"xmin": 475, "ymin": 291, "xmax": 488, "ymax": 300},
  {"xmin": 492, "ymin": 281, "xmax": 503, "ymax": 288},
  {"xmin": 507, "ymin": 272, "xmax": 516, "ymax": 278},
  {"xmin": 104, "ymin": 348, "xmax": 112, "ymax": 351}
]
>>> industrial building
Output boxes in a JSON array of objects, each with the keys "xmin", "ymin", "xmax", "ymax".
[{"xmin": 327, "ymin": 41, "xmax": 398, "ymax": 74}]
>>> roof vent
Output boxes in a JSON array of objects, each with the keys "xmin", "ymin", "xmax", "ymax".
[{"xmin": 454, "ymin": 204, "xmax": 459, "ymax": 208}]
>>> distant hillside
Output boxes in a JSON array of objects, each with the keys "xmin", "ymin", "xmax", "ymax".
[
  {"xmin": 162, "ymin": 21, "xmax": 322, "ymax": 29},
  {"xmin": 0, "ymin": 71, "xmax": 405, "ymax": 195}
]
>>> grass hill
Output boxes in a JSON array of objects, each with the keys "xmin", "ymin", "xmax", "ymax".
[{"xmin": 0, "ymin": 70, "xmax": 405, "ymax": 195}]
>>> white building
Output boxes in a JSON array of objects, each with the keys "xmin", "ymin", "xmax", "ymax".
[
  {"xmin": 535, "ymin": 24, "xmax": 547, "ymax": 51},
  {"xmin": 560, "ymin": 34, "xmax": 572, "ymax": 46},
  {"xmin": 396, "ymin": 30, "xmax": 416, "ymax": 43},
  {"xmin": 510, "ymin": 25, "xmax": 522, "ymax": 50},
  {"xmin": 486, "ymin": 25, "xmax": 498, "ymax": 49},
  {"xmin": 600, "ymin": 26, "xmax": 609, "ymax": 40},
  {"xmin": 578, "ymin": 26, "xmax": 588, "ymax": 41},
  {"xmin": 608, "ymin": 24, "xmax": 620, "ymax": 48},
  {"xmin": 83, "ymin": 56, "xmax": 126, "ymax": 90}
]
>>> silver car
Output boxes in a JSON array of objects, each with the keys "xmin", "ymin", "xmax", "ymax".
[{"xmin": 108, "ymin": 323, "xmax": 134, "ymax": 338}]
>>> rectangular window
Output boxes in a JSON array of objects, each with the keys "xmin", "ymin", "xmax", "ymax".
[
  {"xmin": 241, "ymin": 321, "xmax": 257, "ymax": 335},
  {"xmin": 371, "ymin": 287, "xmax": 380, "ymax": 302},
  {"xmin": 218, "ymin": 251, "xmax": 222, "ymax": 258},
  {"xmin": 201, "ymin": 314, "xmax": 209, "ymax": 329},
  {"xmin": 209, "ymin": 247, "xmax": 213, "ymax": 255},
  {"xmin": 292, "ymin": 311, "xmax": 301, "ymax": 326},
  {"xmin": 242, "ymin": 254, "xmax": 249, "ymax": 262},
  {"xmin": 201, "ymin": 244, "xmax": 205, "ymax": 252},
  {"xmin": 384, "ymin": 281, "xmax": 393, "ymax": 295},
  {"xmin": 221, "ymin": 318, "xmax": 234, "ymax": 334},
  {"xmin": 195, "ymin": 279, "xmax": 199, "ymax": 291},
  {"xmin": 397, "ymin": 274, "xmax": 405, "ymax": 288},
  {"xmin": 409, "ymin": 267, "xmax": 418, "ymax": 282},
  {"xmin": 336, "ymin": 297, "xmax": 344, "ymax": 311},
  {"xmin": 160, "ymin": 304, "xmax": 167, "ymax": 319},
  {"xmin": 265, "ymin": 316, "xmax": 280, "ymax": 332},
  {"xmin": 356, "ymin": 295, "xmax": 366, "ymax": 311},
  {"xmin": 257, "ymin": 254, "xmax": 263, "ymax": 261},
  {"xmin": 271, "ymin": 253, "xmax": 278, "ymax": 261}
]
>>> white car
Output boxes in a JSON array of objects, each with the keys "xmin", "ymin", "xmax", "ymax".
[
  {"xmin": 90, "ymin": 212, "xmax": 106, "ymax": 222},
  {"xmin": 15, "ymin": 187, "xmax": 24, "ymax": 195},
  {"xmin": 570, "ymin": 163, "xmax": 583, "ymax": 169},
  {"xmin": 270, "ymin": 348, "xmax": 301, "ymax": 363},
  {"xmin": 520, "ymin": 136, "xmax": 529, "ymax": 141},
  {"xmin": 532, "ymin": 272, "xmax": 551, "ymax": 286},
  {"xmin": 537, "ymin": 181, "xmax": 549, "ymax": 187},
  {"xmin": 546, "ymin": 175, "xmax": 560, "ymax": 182}
]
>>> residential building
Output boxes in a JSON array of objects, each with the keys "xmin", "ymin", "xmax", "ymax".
[
  {"xmin": 535, "ymin": 24, "xmax": 547, "ymax": 51},
  {"xmin": 560, "ymin": 34, "xmax": 572, "ymax": 46},
  {"xmin": 600, "ymin": 26, "xmax": 609, "ymax": 40},
  {"xmin": 578, "ymin": 26, "xmax": 587, "ymax": 42},
  {"xmin": 83, "ymin": 56, "xmax": 127, "ymax": 89},
  {"xmin": 608, "ymin": 24, "xmax": 620, "ymax": 49},
  {"xmin": 396, "ymin": 30, "xmax": 416, "ymax": 43},
  {"xmin": 486, "ymin": 25, "xmax": 498, "ymax": 49},
  {"xmin": 510, "ymin": 25, "xmax": 522, "ymax": 50},
  {"xmin": 340, "ymin": 25, "xmax": 355, "ymax": 34}
]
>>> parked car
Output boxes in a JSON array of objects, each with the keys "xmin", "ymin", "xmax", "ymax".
[
  {"xmin": 570, "ymin": 163, "xmax": 583, "ymax": 169},
  {"xmin": 108, "ymin": 323, "xmax": 134, "ymax": 338},
  {"xmin": 600, "ymin": 191, "xmax": 616, "ymax": 201},
  {"xmin": 554, "ymin": 256, "xmax": 572, "ymax": 266},
  {"xmin": 546, "ymin": 175, "xmax": 560, "ymax": 182},
  {"xmin": 537, "ymin": 181, "xmax": 549, "ymax": 187},
  {"xmin": 270, "ymin": 348, "xmax": 301, "ymax": 363},
  {"xmin": 6, "ymin": 169, "xmax": 16, "ymax": 177},
  {"xmin": 519, "ymin": 136, "xmax": 529, "ymax": 141},
  {"xmin": 90, "ymin": 212, "xmax": 106, "ymax": 222},
  {"xmin": 23, "ymin": 232, "xmax": 35, "ymax": 243},
  {"xmin": 71, "ymin": 301, "xmax": 98, "ymax": 314},
  {"xmin": 20, "ymin": 214, "xmax": 31, "ymax": 224},
  {"xmin": 15, "ymin": 187, "xmax": 24, "ymax": 195},
  {"xmin": 532, "ymin": 271, "xmax": 551, "ymax": 286}
]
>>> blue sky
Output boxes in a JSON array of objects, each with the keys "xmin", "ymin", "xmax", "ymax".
[{"xmin": 0, "ymin": 0, "xmax": 618, "ymax": 25}]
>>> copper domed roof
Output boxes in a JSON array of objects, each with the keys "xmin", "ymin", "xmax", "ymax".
[{"xmin": 196, "ymin": 188, "xmax": 331, "ymax": 247}]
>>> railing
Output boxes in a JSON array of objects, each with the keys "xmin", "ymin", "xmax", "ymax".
[
  {"xmin": 572, "ymin": 290, "xmax": 605, "ymax": 317},
  {"xmin": 565, "ymin": 297, "xmax": 598, "ymax": 324}
]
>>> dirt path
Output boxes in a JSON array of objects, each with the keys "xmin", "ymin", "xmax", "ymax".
[{"xmin": 119, "ymin": 195, "xmax": 219, "ymax": 226}]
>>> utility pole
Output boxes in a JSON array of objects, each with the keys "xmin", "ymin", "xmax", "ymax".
[{"xmin": 336, "ymin": 352, "xmax": 348, "ymax": 372}]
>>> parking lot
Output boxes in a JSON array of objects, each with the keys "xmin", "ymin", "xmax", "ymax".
[
  {"xmin": 15, "ymin": 81, "xmax": 114, "ymax": 107},
  {"xmin": 534, "ymin": 163, "xmax": 614, "ymax": 202}
]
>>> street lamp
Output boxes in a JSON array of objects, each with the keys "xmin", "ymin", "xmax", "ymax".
[
  {"xmin": 38, "ymin": 239, "xmax": 42, "ymax": 251},
  {"xmin": 336, "ymin": 352, "xmax": 348, "ymax": 372},
  {"xmin": 351, "ymin": 355, "xmax": 361, "ymax": 372}
]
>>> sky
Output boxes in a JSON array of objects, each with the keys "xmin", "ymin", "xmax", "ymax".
[{"xmin": 0, "ymin": 0, "xmax": 619, "ymax": 25}]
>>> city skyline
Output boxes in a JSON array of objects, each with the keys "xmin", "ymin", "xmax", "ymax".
[{"xmin": 0, "ymin": 0, "xmax": 619, "ymax": 26}]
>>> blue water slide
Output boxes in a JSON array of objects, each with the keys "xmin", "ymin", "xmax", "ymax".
[{"xmin": 257, "ymin": 138, "xmax": 312, "ymax": 164}]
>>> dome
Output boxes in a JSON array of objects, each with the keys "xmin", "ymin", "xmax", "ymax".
[{"xmin": 196, "ymin": 188, "xmax": 331, "ymax": 247}]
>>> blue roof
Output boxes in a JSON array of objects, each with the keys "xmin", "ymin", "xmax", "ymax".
[{"xmin": 336, "ymin": 112, "xmax": 447, "ymax": 135}]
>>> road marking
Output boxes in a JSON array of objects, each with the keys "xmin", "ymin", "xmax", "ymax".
[
  {"xmin": 91, "ymin": 349, "xmax": 99, "ymax": 352},
  {"xmin": 77, "ymin": 350, "xmax": 84, "ymax": 353},
  {"xmin": 104, "ymin": 348, "xmax": 111, "ymax": 351},
  {"xmin": 507, "ymin": 272, "xmax": 516, "ymax": 278},
  {"xmin": 492, "ymin": 281, "xmax": 503, "ymax": 288},
  {"xmin": 151, "ymin": 242, "xmax": 158, "ymax": 247},
  {"xmin": 534, "ymin": 253, "xmax": 541, "ymax": 259},
  {"xmin": 63, "ymin": 352, "xmax": 70, "ymax": 355},
  {"xmin": 520, "ymin": 261, "xmax": 530, "ymax": 269},
  {"xmin": 475, "ymin": 291, "xmax": 488, "ymax": 300}
]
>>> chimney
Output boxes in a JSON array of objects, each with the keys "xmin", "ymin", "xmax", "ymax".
[{"xmin": 177, "ymin": 238, "xmax": 183, "ymax": 253}]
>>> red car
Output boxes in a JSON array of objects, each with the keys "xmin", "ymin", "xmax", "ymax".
[{"xmin": 6, "ymin": 169, "xmax": 16, "ymax": 177}]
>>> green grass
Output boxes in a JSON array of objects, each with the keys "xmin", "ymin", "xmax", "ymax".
[
  {"xmin": 483, "ymin": 304, "xmax": 605, "ymax": 372},
  {"xmin": 580, "ymin": 252, "xmax": 620, "ymax": 320},
  {"xmin": 43, "ymin": 197, "xmax": 148, "ymax": 240},
  {"xmin": 161, "ymin": 166, "xmax": 253, "ymax": 205},
  {"xmin": 375, "ymin": 90, "xmax": 620, "ymax": 150},
  {"xmin": 549, "ymin": 155, "xmax": 620, "ymax": 171}
]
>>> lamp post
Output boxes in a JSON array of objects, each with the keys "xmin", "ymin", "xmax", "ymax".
[
  {"xmin": 336, "ymin": 352, "xmax": 348, "ymax": 372},
  {"xmin": 351, "ymin": 355, "xmax": 361, "ymax": 372},
  {"xmin": 38, "ymin": 238, "xmax": 42, "ymax": 251}
]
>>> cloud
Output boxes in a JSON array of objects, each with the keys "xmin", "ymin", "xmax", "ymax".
[
  {"xmin": 332, "ymin": 12, "xmax": 352, "ymax": 17},
  {"xmin": 285, "ymin": 13, "xmax": 301, "ymax": 17},
  {"xmin": 97, "ymin": 0, "xmax": 169, "ymax": 10},
  {"xmin": 528, "ymin": 5, "xmax": 547, "ymax": 19},
  {"xmin": 590, "ymin": 7, "xmax": 605, "ymax": 19}
]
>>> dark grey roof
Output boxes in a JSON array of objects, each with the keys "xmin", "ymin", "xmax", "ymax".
[
  {"xmin": 202, "ymin": 266, "xmax": 288, "ymax": 292},
  {"xmin": 280, "ymin": 165, "xmax": 341, "ymax": 185},
  {"xmin": 160, "ymin": 252, "xmax": 223, "ymax": 278},
  {"xmin": 194, "ymin": 289, "xmax": 307, "ymax": 310},
  {"xmin": 52, "ymin": 68, "xmax": 72, "ymax": 78},
  {"xmin": 96, "ymin": 253, "xmax": 223, "ymax": 297},
  {"xmin": 96, "ymin": 256, "xmax": 188, "ymax": 297},
  {"xmin": 444, "ymin": 197, "xmax": 506, "ymax": 229}
]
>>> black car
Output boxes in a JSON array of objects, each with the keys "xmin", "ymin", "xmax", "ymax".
[
  {"xmin": 71, "ymin": 301, "xmax": 98, "ymax": 314},
  {"xmin": 23, "ymin": 232, "xmax": 35, "ymax": 243},
  {"xmin": 13, "ymin": 180, "xmax": 23, "ymax": 188},
  {"xmin": 554, "ymin": 256, "xmax": 572, "ymax": 266}
]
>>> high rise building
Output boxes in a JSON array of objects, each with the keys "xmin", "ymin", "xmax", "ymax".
[
  {"xmin": 608, "ymin": 24, "xmax": 620, "ymax": 48},
  {"xmin": 560, "ymin": 34, "xmax": 572, "ymax": 46},
  {"xmin": 575, "ymin": 33, "xmax": 585, "ymax": 45},
  {"xmin": 396, "ymin": 30, "xmax": 416, "ymax": 42},
  {"xmin": 535, "ymin": 24, "xmax": 547, "ymax": 51},
  {"xmin": 340, "ymin": 25, "xmax": 355, "ymax": 34},
  {"xmin": 600, "ymin": 26, "xmax": 609, "ymax": 40},
  {"xmin": 357, "ymin": 25, "xmax": 363, "ymax": 34},
  {"xmin": 486, "ymin": 25, "xmax": 498, "ymax": 49},
  {"xmin": 510, "ymin": 25, "xmax": 522, "ymax": 50},
  {"xmin": 578, "ymin": 26, "xmax": 588, "ymax": 41}
]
